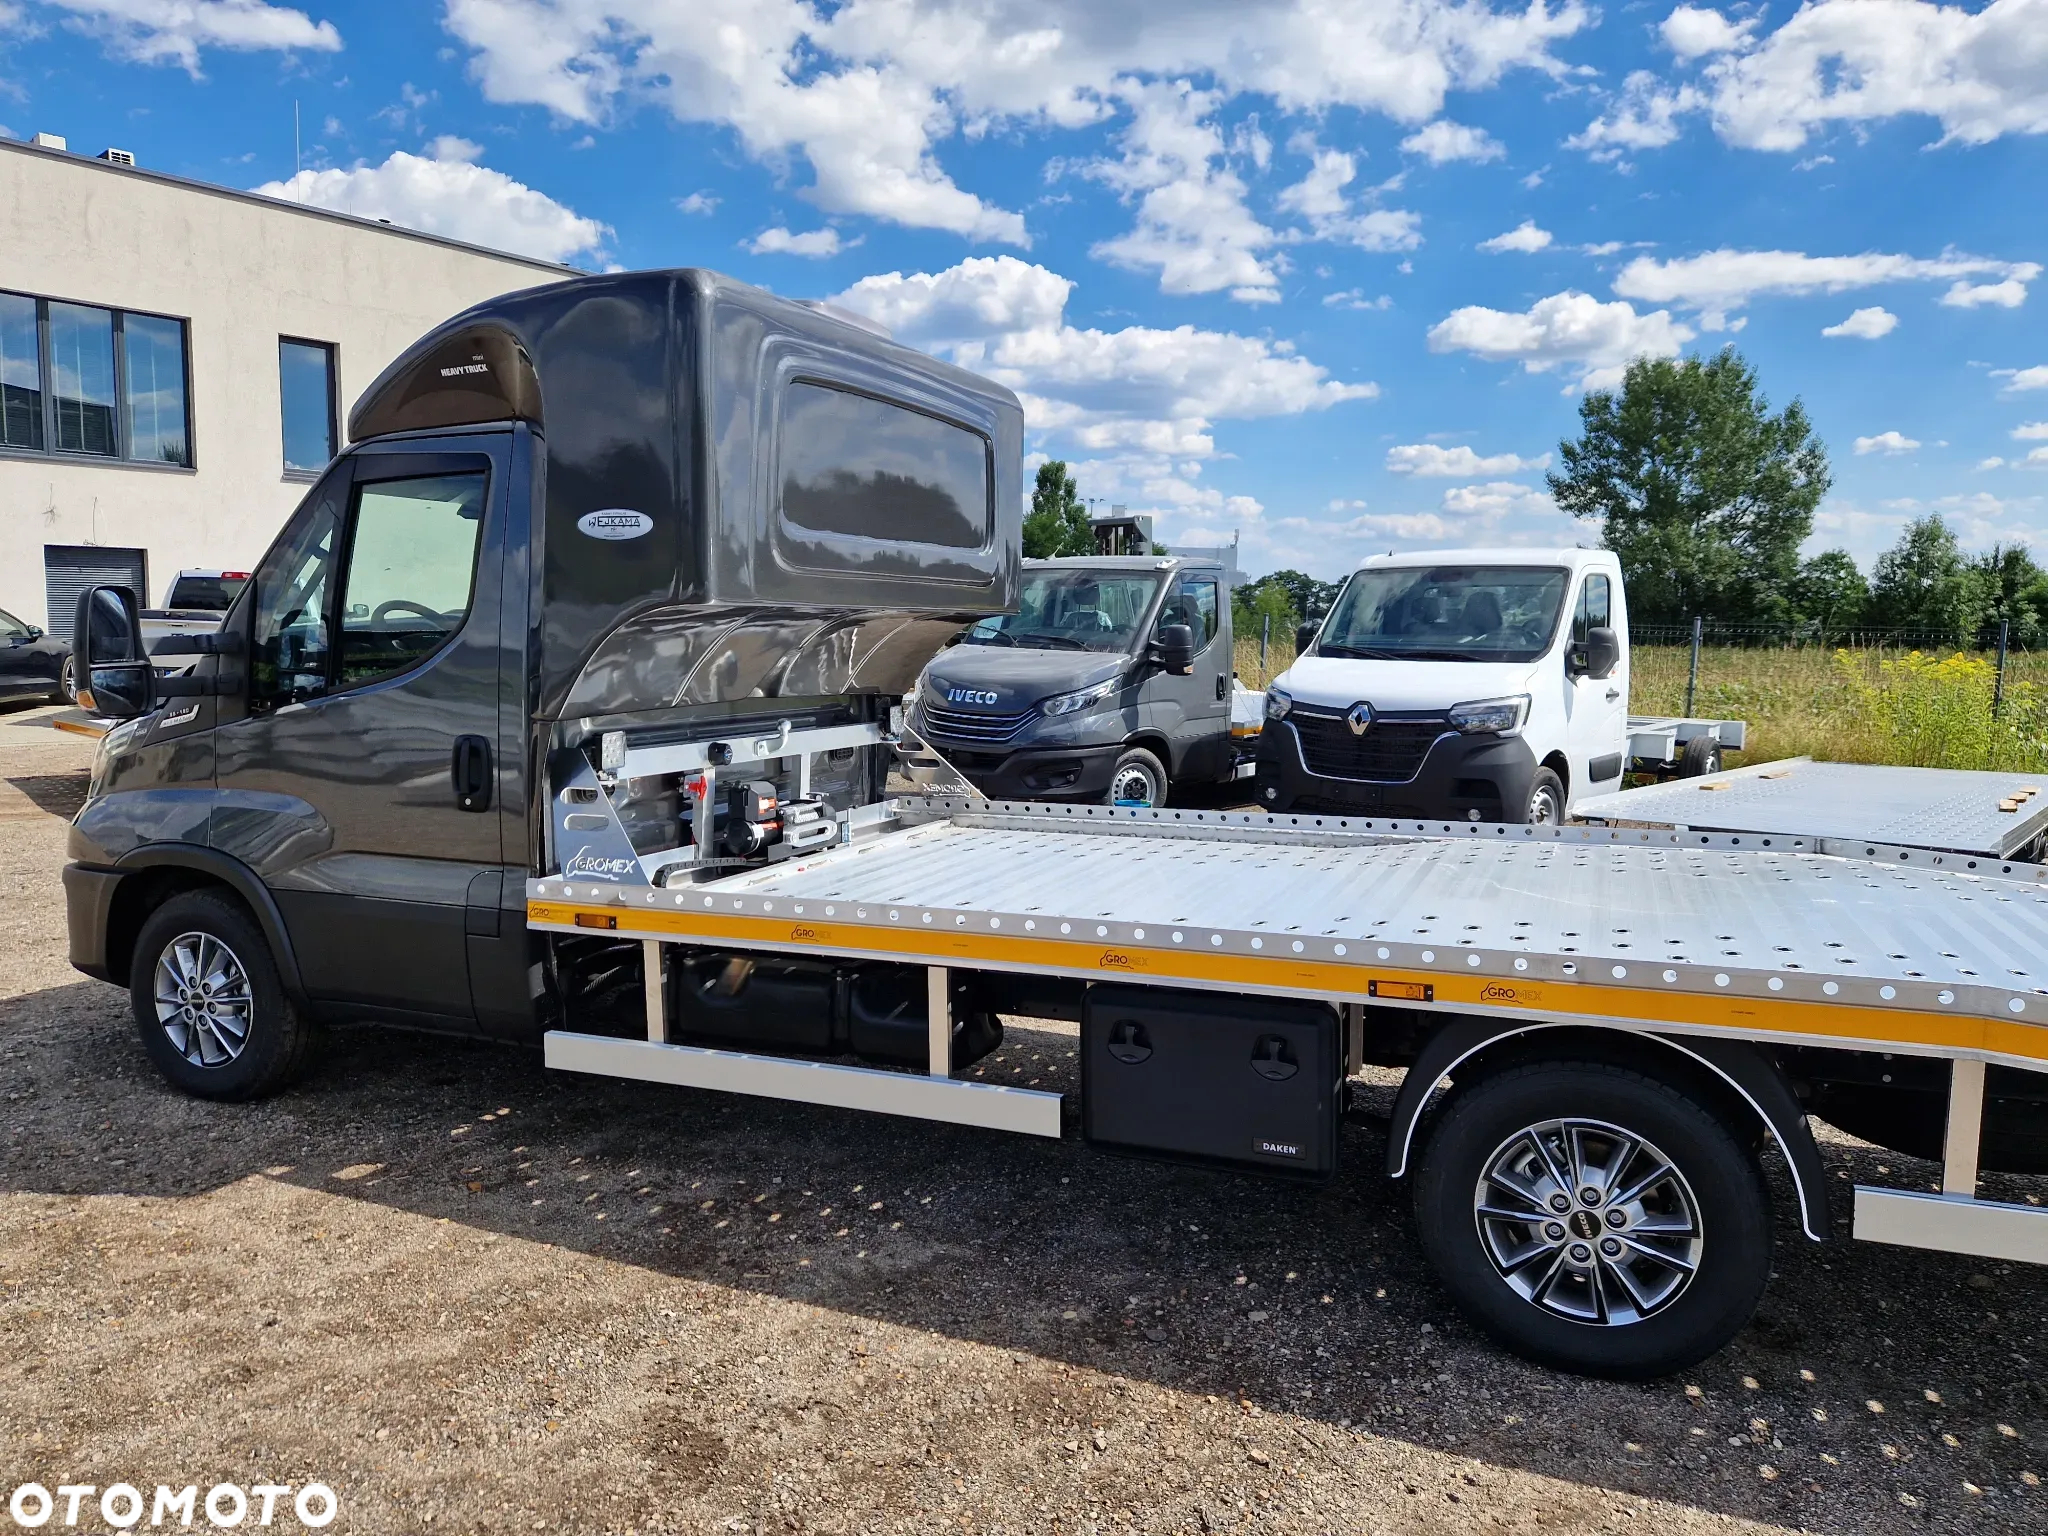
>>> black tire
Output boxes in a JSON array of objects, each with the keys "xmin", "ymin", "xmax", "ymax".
[
  {"xmin": 129, "ymin": 890, "xmax": 314, "ymax": 1101},
  {"xmin": 1523, "ymin": 767, "xmax": 1565, "ymax": 825},
  {"xmin": 54, "ymin": 655, "xmax": 76, "ymax": 704},
  {"xmin": 1412, "ymin": 1060, "xmax": 1772, "ymax": 1379},
  {"xmin": 1679, "ymin": 736, "xmax": 1722, "ymax": 777},
  {"xmin": 1105, "ymin": 746, "xmax": 1169, "ymax": 808}
]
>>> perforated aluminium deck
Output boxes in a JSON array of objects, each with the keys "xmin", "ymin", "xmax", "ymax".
[
  {"xmin": 1576, "ymin": 759, "xmax": 2048, "ymax": 859},
  {"xmin": 529, "ymin": 804, "xmax": 2048, "ymax": 1068}
]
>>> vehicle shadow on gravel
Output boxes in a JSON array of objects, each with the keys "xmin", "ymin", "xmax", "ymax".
[{"xmin": 3, "ymin": 975, "xmax": 2043, "ymax": 1533}]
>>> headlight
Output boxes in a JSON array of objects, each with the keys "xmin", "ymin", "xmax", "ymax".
[
  {"xmin": 1447, "ymin": 694, "xmax": 1530, "ymax": 736},
  {"xmin": 1041, "ymin": 678, "xmax": 1119, "ymax": 717},
  {"xmin": 1264, "ymin": 686, "xmax": 1293, "ymax": 721}
]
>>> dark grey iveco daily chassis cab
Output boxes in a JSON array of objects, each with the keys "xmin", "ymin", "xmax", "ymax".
[{"xmin": 62, "ymin": 268, "xmax": 1023, "ymax": 1098}]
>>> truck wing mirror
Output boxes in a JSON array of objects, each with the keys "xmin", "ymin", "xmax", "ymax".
[
  {"xmin": 1153, "ymin": 623, "xmax": 1196, "ymax": 675},
  {"xmin": 72, "ymin": 585, "xmax": 153, "ymax": 720},
  {"xmin": 1294, "ymin": 621, "xmax": 1317, "ymax": 656},
  {"xmin": 1584, "ymin": 625, "xmax": 1620, "ymax": 681}
]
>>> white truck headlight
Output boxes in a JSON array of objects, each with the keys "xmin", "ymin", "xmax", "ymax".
[
  {"xmin": 1264, "ymin": 686, "xmax": 1292, "ymax": 721},
  {"xmin": 1447, "ymin": 694, "xmax": 1530, "ymax": 737},
  {"xmin": 1041, "ymin": 678, "xmax": 1118, "ymax": 717}
]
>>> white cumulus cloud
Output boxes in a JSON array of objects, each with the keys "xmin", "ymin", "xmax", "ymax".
[
  {"xmin": 253, "ymin": 137, "xmax": 607, "ymax": 263},
  {"xmin": 1941, "ymin": 279, "xmax": 2030, "ymax": 309},
  {"xmin": 1568, "ymin": 71, "xmax": 1705, "ymax": 161},
  {"xmin": 1821, "ymin": 306, "xmax": 1898, "ymax": 339},
  {"xmin": 43, "ymin": 0, "xmax": 339, "ymax": 72},
  {"xmin": 2013, "ymin": 422, "xmax": 2048, "ymax": 439},
  {"xmin": 1387, "ymin": 443, "xmax": 1550, "ymax": 476},
  {"xmin": 443, "ymin": 0, "xmax": 1588, "ymax": 250},
  {"xmin": 747, "ymin": 226, "xmax": 850, "ymax": 258},
  {"xmin": 1660, "ymin": 6, "xmax": 1757, "ymax": 61},
  {"xmin": 1854, "ymin": 431, "xmax": 1922, "ymax": 455},
  {"xmin": 1994, "ymin": 366, "xmax": 2048, "ymax": 392},
  {"xmin": 1478, "ymin": 219, "xmax": 1552, "ymax": 254},
  {"xmin": 1427, "ymin": 289, "xmax": 1695, "ymax": 392},
  {"xmin": 1703, "ymin": 0, "xmax": 2048, "ymax": 151},
  {"xmin": 1399, "ymin": 118, "xmax": 1506, "ymax": 165},
  {"xmin": 1613, "ymin": 248, "xmax": 2040, "ymax": 315}
]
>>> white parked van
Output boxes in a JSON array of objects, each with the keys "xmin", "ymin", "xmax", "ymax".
[{"xmin": 1256, "ymin": 548, "xmax": 1634, "ymax": 824}]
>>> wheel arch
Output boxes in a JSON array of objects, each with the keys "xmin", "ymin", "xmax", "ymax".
[
  {"xmin": 1539, "ymin": 750, "xmax": 1571, "ymax": 801},
  {"xmin": 1386, "ymin": 1017, "xmax": 1829, "ymax": 1243},
  {"xmin": 109, "ymin": 845, "xmax": 308, "ymax": 1003},
  {"xmin": 1118, "ymin": 730, "xmax": 1177, "ymax": 775}
]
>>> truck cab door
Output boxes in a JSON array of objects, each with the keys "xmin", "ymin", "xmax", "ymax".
[
  {"xmin": 1562, "ymin": 571, "xmax": 1627, "ymax": 804},
  {"xmin": 210, "ymin": 432, "xmax": 516, "ymax": 1028},
  {"xmin": 1149, "ymin": 574, "xmax": 1227, "ymax": 784}
]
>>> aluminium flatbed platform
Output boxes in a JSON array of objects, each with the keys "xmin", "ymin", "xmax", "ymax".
[
  {"xmin": 1577, "ymin": 756, "xmax": 2048, "ymax": 860},
  {"xmin": 530, "ymin": 798, "xmax": 2048, "ymax": 1274}
]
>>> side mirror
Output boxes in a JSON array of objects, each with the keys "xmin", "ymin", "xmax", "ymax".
[
  {"xmin": 1584, "ymin": 625, "xmax": 1620, "ymax": 682},
  {"xmin": 1294, "ymin": 622, "xmax": 1317, "ymax": 656},
  {"xmin": 72, "ymin": 585, "xmax": 153, "ymax": 720},
  {"xmin": 1154, "ymin": 622, "xmax": 1196, "ymax": 675},
  {"xmin": 25, "ymin": 626, "xmax": 42, "ymax": 640}
]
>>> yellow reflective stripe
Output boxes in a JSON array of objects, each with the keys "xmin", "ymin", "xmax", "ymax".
[{"xmin": 528, "ymin": 901, "xmax": 2047, "ymax": 1066}]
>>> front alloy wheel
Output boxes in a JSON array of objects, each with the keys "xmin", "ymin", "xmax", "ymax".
[{"xmin": 153, "ymin": 930, "xmax": 254, "ymax": 1067}]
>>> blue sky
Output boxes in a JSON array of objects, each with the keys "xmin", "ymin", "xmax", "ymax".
[{"xmin": 3, "ymin": 0, "xmax": 2044, "ymax": 581}]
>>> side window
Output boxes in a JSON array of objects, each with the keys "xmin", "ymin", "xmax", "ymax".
[
  {"xmin": 249, "ymin": 486, "xmax": 342, "ymax": 712},
  {"xmin": 1159, "ymin": 577, "xmax": 1220, "ymax": 649},
  {"xmin": 777, "ymin": 382, "xmax": 991, "ymax": 551},
  {"xmin": 0, "ymin": 607, "xmax": 27, "ymax": 639},
  {"xmin": 336, "ymin": 473, "xmax": 487, "ymax": 689},
  {"xmin": 1583, "ymin": 574, "xmax": 1611, "ymax": 633}
]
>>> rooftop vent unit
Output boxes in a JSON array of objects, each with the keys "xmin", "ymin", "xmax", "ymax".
[
  {"xmin": 98, "ymin": 147, "xmax": 135, "ymax": 167},
  {"xmin": 31, "ymin": 132, "xmax": 67, "ymax": 152}
]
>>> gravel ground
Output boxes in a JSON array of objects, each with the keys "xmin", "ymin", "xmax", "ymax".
[{"xmin": 2, "ymin": 707, "xmax": 2044, "ymax": 1535}]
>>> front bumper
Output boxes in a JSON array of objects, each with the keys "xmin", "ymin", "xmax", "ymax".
[
  {"xmin": 932, "ymin": 741, "xmax": 1125, "ymax": 801},
  {"xmin": 63, "ymin": 862, "xmax": 123, "ymax": 982},
  {"xmin": 1254, "ymin": 721, "xmax": 1538, "ymax": 820}
]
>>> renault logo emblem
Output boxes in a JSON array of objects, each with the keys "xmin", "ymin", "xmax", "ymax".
[{"xmin": 1345, "ymin": 702, "xmax": 1375, "ymax": 736}]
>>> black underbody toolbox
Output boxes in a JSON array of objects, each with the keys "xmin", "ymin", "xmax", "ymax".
[{"xmin": 1082, "ymin": 985, "xmax": 1341, "ymax": 1179}]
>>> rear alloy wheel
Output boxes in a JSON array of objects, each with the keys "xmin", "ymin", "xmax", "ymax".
[
  {"xmin": 1105, "ymin": 746, "xmax": 1168, "ymax": 808},
  {"xmin": 1413, "ymin": 1060, "xmax": 1771, "ymax": 1378},
  {"xmin": 54, "ymin": 655, "xmax": 76, "ymax": 704},
  {"xmin": 1524, "ymin": 767, "xmax": 1565, "ymax": 825},
  {"xmin": 130, "ymin": 890, "xmax": 314, "ymax": 1101}
]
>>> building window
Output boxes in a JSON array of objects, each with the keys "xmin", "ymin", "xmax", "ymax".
[
  {"xmin": 279, "ymin": 338, "xmax": 337, "ymax": 476},
  {"xmin": 0, "ymin": 288, "xmax": 191, "ymax": 467}
]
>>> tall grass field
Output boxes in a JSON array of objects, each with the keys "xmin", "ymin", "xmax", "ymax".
[{"xmin": 1233, "ymin": 639, "xmax": 2048, "ymax": 773}]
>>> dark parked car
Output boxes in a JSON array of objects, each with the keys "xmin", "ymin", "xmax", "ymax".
[{"xmin": 0, "ymin": 605, "xmax": 73, "ymax": 703}]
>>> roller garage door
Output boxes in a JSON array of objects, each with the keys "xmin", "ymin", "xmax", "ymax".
[{"xmin": 44, "ymin": 545, "xmax": 147, "ymax": 634}]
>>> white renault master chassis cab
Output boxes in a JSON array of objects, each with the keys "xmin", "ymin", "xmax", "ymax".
[{"xmin": 1255, "ymin": 549, "xmax": 1627, "ymax": 824}]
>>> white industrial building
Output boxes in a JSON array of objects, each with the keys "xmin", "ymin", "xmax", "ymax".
[{"xmin": 0, "ymin": 133, "xmax": 572, "ymax": 633}]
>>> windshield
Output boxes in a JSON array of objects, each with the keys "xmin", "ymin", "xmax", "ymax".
[
  {"xmin": 964, "ymin": 570, "xmax": 1162, "ymax": 652},
  {"xmin": 164, "ymin": 575, "xmax": 247, "ymax": 611},
  {"xmin": 1316, "ymin": 565, "xmax": 1570, "ymax": 663}
]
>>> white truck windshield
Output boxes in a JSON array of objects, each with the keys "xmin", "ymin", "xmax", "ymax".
[
  {"xmin": 964, "ymin": 571, "xmax": 1162, "ymax": 653},
  {"xmin": 1318, "ymin": 565, "xmax": 1569, "ymax": 663}
]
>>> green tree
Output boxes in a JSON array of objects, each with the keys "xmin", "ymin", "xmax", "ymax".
[
  {"xmin": 1022, "ymin": 460, "xmax": 1093, "ymax": 558},
  {"xmin": 1869, "ymin": 515, "xmax": 1990, "ymax": 643},
  {"xmin": 1547, "ymin": 350, "xmax": 1831, "ymax": 626},
  {"xmin": 1790, "ymin": 549, "xmax": 1868, "ymax": 637},
  {"xmin": 1975, "ymin": 543, "xmax": 2048, "ymax": 647},
  {"xmin": 1232, "ymin": 581, "xmax": 1299, "ymax": 644}
]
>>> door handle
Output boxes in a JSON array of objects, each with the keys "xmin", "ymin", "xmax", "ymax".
[
  {"xmin": 452, "ymin": 735, "xmax": 492, "ymax": 812},
  {"xmin": 1605, "ymin": 688, "xmax": 1621, "ymax": 702},
  {"xmin": 1215, "ymin": 674, "xmax": 1228, "ymax": 701}
]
